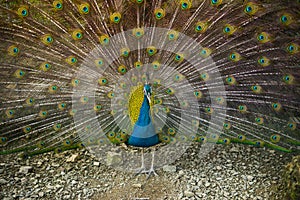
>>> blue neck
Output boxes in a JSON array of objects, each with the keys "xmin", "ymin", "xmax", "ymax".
[{"xmin": 135, "ymin": 95, "xmax": 151, "ymax": 126}]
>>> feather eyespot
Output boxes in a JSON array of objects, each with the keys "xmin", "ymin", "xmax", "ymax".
[
  {"xmin": 78, "ymin": 3, "xmax": 90, "ymax": 14},
  {"xmin": 53, "ymin": 1, "xmax": 63, "ymax": 10},
  {"xmin": 154, "ymin": 8, "xmax": 165, "ymax": 20},
  {"xmin": 110, "ymin": 12, "xmax": 122, "ymax": 24},
  {"xmin": 17, "ymin": 6, "xmax": 29, "ymax": 17}
]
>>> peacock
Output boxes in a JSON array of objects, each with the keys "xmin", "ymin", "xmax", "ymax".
[{"xmin": 0, "ymin": 0, "xmax": 299, "ymax": 176}]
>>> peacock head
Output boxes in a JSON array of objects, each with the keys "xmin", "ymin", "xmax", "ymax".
[{"xmin": 143, "ymin": 84, "xmax": 152, "ymax": 103}]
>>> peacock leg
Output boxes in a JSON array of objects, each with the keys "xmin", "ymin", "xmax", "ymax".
[
  {"xmin": 146, "ymin": 149, "xmax": 158, "ymax": 178},
  {"xmin": 134, "ymin": 148, "xmax": 147, "ymax": 175}
]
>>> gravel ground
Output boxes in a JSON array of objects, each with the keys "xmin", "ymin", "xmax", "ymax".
[{"xmin": 0, "ymin": 143, "xmax": 296, "ymax": 200}]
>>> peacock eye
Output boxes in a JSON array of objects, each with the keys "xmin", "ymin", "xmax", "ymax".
[
  {"xmin": 245, "ymin": 6, "xmax": 252, "ymax": 12},
  {"xmin": 110, "ymin": 12, "xmax": 122, "ymax": 23},
  {"xmin": 224, "ymin": 27, "xmax": 230, "ymax": 32},
  {"xmin": 21, "ymin": 9, "xmax": 27, "ymax": 16},
  {"xmin": 83, "ymin": 7, "xmax": 88, "ymax": 13},
  {"xmin": 279, "ymin": 13, "xmax": 293, "ymax": 26},
  {"xmin": 281, "ymin": 15, "xmax": 287, "ymax": 22},
  {"xmin": 76, "ymin": 33, "xmax": 82, "ymax": 39}
]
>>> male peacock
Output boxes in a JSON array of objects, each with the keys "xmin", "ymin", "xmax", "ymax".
[{"xmin": 0, "ymin": 0, "xmax": 299, "ymax": 175}]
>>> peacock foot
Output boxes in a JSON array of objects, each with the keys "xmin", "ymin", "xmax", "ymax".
[{"xmin": 133, "ymin": 166, "xmax": 158, "ymax": 179}]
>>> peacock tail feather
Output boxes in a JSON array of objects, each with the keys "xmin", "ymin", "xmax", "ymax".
[{"xmin": 0, "ymin": 0, "xmax": 299, "ymax": 161}]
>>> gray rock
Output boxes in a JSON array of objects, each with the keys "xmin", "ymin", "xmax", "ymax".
[
  {"xmin": 247, "ymin": 175, "xmax": 254, "ymax": 181},
  {"xmin": 38, "ymin": 192, "xmax": 44, "ymax": 197},
  {"xmin": 132, "ymin": 183, "xmax": 142, "ymax": 188},
  {"xmin": 204, "ymin": 182, "xmax": 211, "ymax": 187},
  {"xmin": 19, "ymin": 166, "xmax": 33, "ymax": 174},
  {"xmin": 71, "ymin": 180, "xmax": 78, "ymax": 185},
  {"xmin": 163, "ymin": 165, "xmax": 177, "ymax": 173},
  {"xmin": 66, "ymin": 154, "xmax": 79, "ymax": 162},
  {"xmin": 0, "ymin": 178, "xmax": 8, "ymax": 184},
  {"xmin": 184, "ymin": 191, "xmax": 194, "ymax": 197}
]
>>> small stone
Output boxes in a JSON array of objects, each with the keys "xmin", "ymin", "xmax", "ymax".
[
  {"xmin": 184, "ymin": 191, "xmax": 194, "ymax": 197},
  {"xmin": 83, "ymin": 188, "xmax": 88, "ymax": 195},
  {"xmin": 93, "ymin": 161, "xmax": 100, "ymax": 167},
  {"xmin": 63, "ymin": 195, "xmax": 71, "ymax": 199},
  {"xmin": 249, "ymin": 182, "xmax": 254, "ymax": 186},
  {"xmin": 247, "ymin": 175, "xmax": 254, "ymax": 181},
  {"xmin": 132, "ymin": 183, "xmax": 142, "ymax": 188},
  {"xmin": 230, "ymin": 147, "xmax": 239, "ymax": 153},
  {"xmin": 0, "ymin": 168, "xmax": 4, "ymax": 174},
  {"xmin": 205, "ymin": 182, "xmax": 211, "ymax": 187},
  {"xmin": 0, "ymin": 178, "xmax": 8, "ymax": 184},
  {"xmin": 66, "ymin": 154, "xmax": 79, "ymax": 162},
  {"xmin": 163, "ymin": 165, "xmax": 177, "ymax": 173},
  {"xmin": 232, "ymin": 171, "xmax": 239, "ymax": 176},
  {"xmin": 224, "ymin": 191, "xmax": 230, "ymax": 197},
  {"xmin": 51, "ymin": 163, "xmax": 60, "ymax": 167},
  {"xmin": 71, "ymin": 180, "xmax": 78, "ymax": 185},
  {"xmin": 38, "ymin": 192, "xmax": 44, "ymax": 197},
  {"xmin": 19, "ymin": 166, "xmax": 33, "ymax": 174},
  {"xmin": 216, "ymin": 166, "xmax": 222, "ymax": 170}
]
